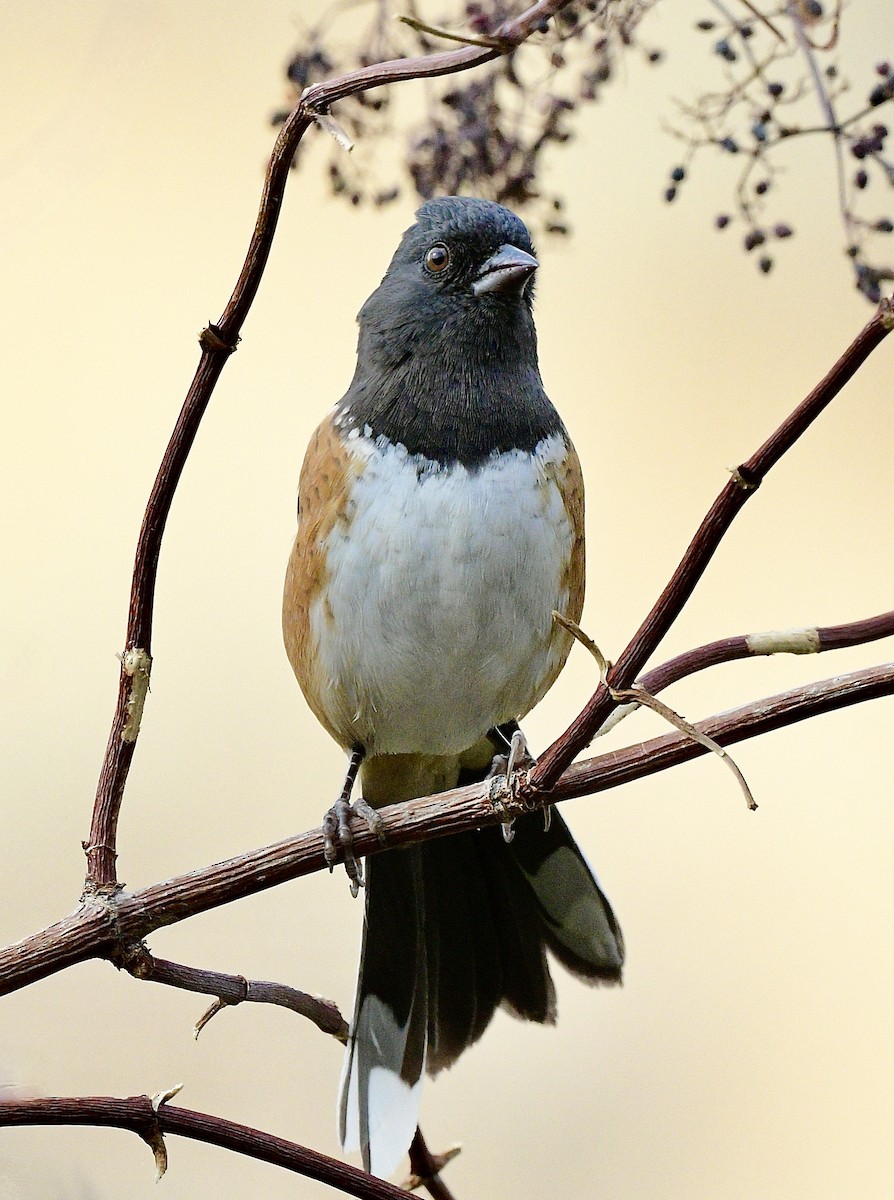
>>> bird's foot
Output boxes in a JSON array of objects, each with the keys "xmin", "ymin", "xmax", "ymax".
[
  {"xmin": 322, "ymin": 796, "xmax": 386, "ymax": 897},
  {"xmin": 487, "ymin": 724, "xmax": 538, "ymax": 843},
  {"xmin": 322, "ymin": 745, "xmax": 385, "ymax": 897}
]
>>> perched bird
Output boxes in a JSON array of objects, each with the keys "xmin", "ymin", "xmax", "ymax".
[{"xmin": 282, "ymin": 196, "xmax": 624, "ymax": 1177}]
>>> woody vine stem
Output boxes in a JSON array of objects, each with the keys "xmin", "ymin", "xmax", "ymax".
[{"xmin": 2, "ymin": 0, "xmax": 893, "ymax": 1197}]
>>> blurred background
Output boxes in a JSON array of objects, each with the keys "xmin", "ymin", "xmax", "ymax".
[{"xmin": 1, "ymin": 3, "xmax": 892, "ymax": 1197}]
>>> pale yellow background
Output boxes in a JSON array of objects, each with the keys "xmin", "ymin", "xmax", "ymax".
[{"xmin": 2, "ymin": 4, "xmax": 892, "ymax": 1197}]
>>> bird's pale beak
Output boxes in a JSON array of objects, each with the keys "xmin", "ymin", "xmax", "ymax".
[{"xmin": 471, "ymin": 244, "xmax": 538, "ymax": 296}]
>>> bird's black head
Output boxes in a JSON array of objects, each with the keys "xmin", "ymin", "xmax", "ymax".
[
  {"xmin": 338, "ymin": 197, "xmax": 562, "ymax": 467},
  {"xmin": 382, "ymin": 195, "xmax": 539, "ymax": 305}
]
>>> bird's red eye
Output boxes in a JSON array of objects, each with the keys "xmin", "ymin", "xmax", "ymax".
[{"xmin": 424, "ymin": 243, "xmax": 450, "ymax": 273}]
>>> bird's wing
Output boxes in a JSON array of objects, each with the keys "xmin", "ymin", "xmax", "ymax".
[{"xmin": 282, "ymin": 413, "xmax": 359, "ymax": 749}]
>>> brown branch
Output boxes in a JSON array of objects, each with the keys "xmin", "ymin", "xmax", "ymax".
[
  {"xmin": 6, "ymin": 660, "xmax": 892, "ymax": 998},
  {"xmin": 85, "ymin": 0, "xmax": 578, "ymax": 891},
  {"xmin": 117, "ymin": 944, "xmax": 348, "ymax": 1041},
  {"xmin": 530, "ymin": 297, "xmax": 894, "ymax": 791},
  {"xmin": 0, "ymin": 1095, "xmax": 412, "ymax": 1200},
  {"xmin": 407, "ymin": 1128, "xmax": 462, "ymax": 1200},
  {"xmin": 639, "ymin": 609, "xmax": 894, "ymax": 697}
]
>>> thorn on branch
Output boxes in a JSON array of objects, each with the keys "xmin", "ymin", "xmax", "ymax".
[
  {"xmin": 196, "ymin": 997, "xmax": 229, "ymax": 1038},
  {"xmin": 313, "ymin": 111, "xmax": 355, "ymax": 152},
  {"xmin": 146, "ymin": 1083, "xmax": 182, "ymax": 1180}
]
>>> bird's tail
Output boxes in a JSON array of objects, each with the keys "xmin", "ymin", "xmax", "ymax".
[{"xmin": 338, "ymin": 755, "xmax": 623, "ymax": 1178}]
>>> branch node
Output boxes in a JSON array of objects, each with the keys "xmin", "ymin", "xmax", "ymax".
[
  {"xmin": 111, "ymin": 939, "xmax": 151, "ymax": 976},
  {"xmin": 198, "ymin": 323, "xmax": 238, "ymax": 354},
  {"xmin": 728, "ymin": 464, "xmax": 759, "ymax": 492},
  {"xmin": 879, "ymin": 296, "xmax": 894, "ymax": 331}
]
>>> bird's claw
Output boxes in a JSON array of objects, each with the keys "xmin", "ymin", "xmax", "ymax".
[
  {"xmin": 322, "ymin": 797, "xmax": 386, "ymax": 897},
  {"xmin": 487, "ymin": 727, "xmax": 539, "ymax": 843}
]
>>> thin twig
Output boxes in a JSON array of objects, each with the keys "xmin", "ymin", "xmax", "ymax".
[
  {"xmin": 397, "ymin": 14, "xmax": 508, "ymax": 50},
  {"xmin": 736, "ymin": 0, "xmax": 786, "ymax": 42},
  {"xmin": 786, "ymin": 0, "xmax": 850, "ymax": 240},
  {"xmin": 118, "ymin": 944, "xmax": 348, "ymax": 1041},
  {"xmin": 406, "ymin": 1127, "xmax": 462, "ymax": 1199},
  {"xmin": 640, "ymin": 609, "xmax": 894, "ymax": 697},
  {"xmin": 530, "ymin": 297, "xmax": 894, "ymax": 791},
  {"xmin": 0, "ymin": 1096, "xmax": 412, "ymax": 1200},
  {"xmin": 610, "ymin": 685, "xmax": 758, "ymax": 812},
  {"xmin": 5, "ymin": 661, "xmax": 894, "ymax": 998}
]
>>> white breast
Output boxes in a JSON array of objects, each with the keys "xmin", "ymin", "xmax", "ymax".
[{"xmin": 310, "ymin": 429, "xmax": 576, "ymax": 755}]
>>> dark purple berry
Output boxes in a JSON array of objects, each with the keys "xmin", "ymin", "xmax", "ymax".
[
  {"xmin": 774, "ymin": 223, "xmax": 793, "ymax": 238},
  {"xmin": 671, "ymin": 165, "xmax": 686, "ymax": 182},
  {"xmin": 855, "ymin": 169, "xmax": 869, "ymax": 189},
  {"xmin": 715, "ymin": 213, "xmax": 731, "ymax": 229},
  {"xmin": 869, "ymin": 79, "xmax": 894, "ymax": 105},
  {"xmin": 665, "ymin": 186, "xmax": 677, "ymax": 202},
  {"xmin": 755, "ymin": 179, "xmax": 770, "ymax": 195},
  {"xmin": 696, "ymin": 19, "xmax": 716, "ymax": 30},
  {"xmin": 719, "ymin": 136, "xmax": 739, "ymax": 153},
  {"xmin": 743, "ymin": 229, "xmax": 766, "ymax": 251},
  {"xmin": 876, "ymin": 218, "xmax": 894, "ymax": 233},
  {"xmin": 715, "ymin": 38, "xmax": 736, "ymax": 62},
  {"xmin": 768, "ymin": 81, "xmax": 784, "ymax": 97},
  {"xmin": 759, "ymin": 256, "xmax": 773, "ymax": 274},
  {"xmin": 877, "ymin": 62, "xmax": 892, "ymax": 77}
]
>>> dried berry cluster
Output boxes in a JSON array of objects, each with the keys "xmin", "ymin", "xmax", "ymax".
[
  {"xmin": 272, "ymin": 0, "xmax": 892, "ymax": 299},
  {"xmin": 667, "ymin": 7, "xmax": 893, "ymax": 301},
  {"xmin": 272, "ymin": 0, "xmax": 660, "ymax": 237}
]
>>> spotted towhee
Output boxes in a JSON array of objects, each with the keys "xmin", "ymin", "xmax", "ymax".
[{"xmin": 283, "ymin": 196, "xmax": 624, "ymax": 1177}]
